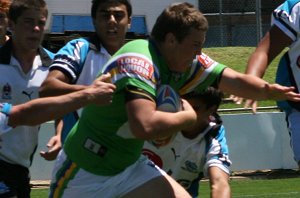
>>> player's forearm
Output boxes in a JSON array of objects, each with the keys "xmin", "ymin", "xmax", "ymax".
[
  {"xmin": 245, "ymin": 51, "xmax": 269, "ymax": 78},
  {"xmin": 8, "ymin": 90, "xmax": 92, "ymax": 127},
  {"xmin": 130, "ymin": 110, "xmax": 196, "ymax": 140},
  {"xmin": 220, "ymin": 68, "xmax": 273, "ymax": 100},
  {"xmin": 39, "ymin": 78, "xmax": 87, "ymax": 97}
]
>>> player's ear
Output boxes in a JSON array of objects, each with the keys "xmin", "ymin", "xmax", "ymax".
[
  {"xmin": 127, "ymin": 17, "xmax": 132, "ymax": 29},
  {"xmin": 208, "ymin": 105, "xmax": 218, "ymax": 116},
  {"xmin": 165, "ymin": 32, "xmax": 177, "ymax": 46}
]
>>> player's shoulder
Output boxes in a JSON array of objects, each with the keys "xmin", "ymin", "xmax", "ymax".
[
  {"xmin": 190, "ymin": 53, "xmax": 226, "ymax": 73},
  {"xmin": 55, "ymin": 37, "xmax": 90, "ymax": 58},
  {"xmin": 274, "ymin": 0, "xmax": 300, "ymax": 16},
  {"xmin": 63, "ymin": 37, "xmax": 90, "ymax": 50},
  {"xmin": 42, "ymin": 47, "xmax": 55, "ymax": 59},
  {"xmin": 195, "ymin": 53, "xmax": 217, "ymax": 68},
  {"xmin": 118, "ymin": 39, "xmax": 149, "ymax": 53}
]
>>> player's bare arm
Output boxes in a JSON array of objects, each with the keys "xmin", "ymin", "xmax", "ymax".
[
  {"xmin": 230, "ymin": 25, "xmax": 294, "ymax": 111},
  {"xmin": 219, "ymin": 67, "xmax": 300, "ymax": 102},
  {"xmin": 127, "ymin": 98, "xmax": 196, "ymax": 140},
  {"xmin": 7, "ymin": 74, "xmax": 115, "ymax": 127},
  {"xmin": 39, "ymin": 70, "xmax": 88, "ymax": 97}
]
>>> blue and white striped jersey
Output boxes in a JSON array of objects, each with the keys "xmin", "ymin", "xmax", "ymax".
[{"xmin": 272, "ymin": 0, "xmax": 300, "ymax": 111}]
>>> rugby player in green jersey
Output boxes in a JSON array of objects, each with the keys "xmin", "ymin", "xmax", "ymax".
[{"xmin": 49, "ymin": 2, "xmax": 300, "ymax": 198}]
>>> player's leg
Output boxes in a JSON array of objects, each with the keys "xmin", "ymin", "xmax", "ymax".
[
  {"xmin": 120, "ymin": 155, "xmax": 191, "ymax": 198},
  {"xmin": 50, "ymin": 151, "xmax": 190, "ymax": 197},
  {"xmin": 0, "ymin": 159, "xmax": 30, "ymax": 198},
  {"xmin": 208, "ymin": 166, "xmax": 230, "ymax": 198},
  {"xmin": 286, "ymin": 110, "xmax": 300, "ymax": 169},
  {"xmin": 204, "ymin": 125, "xmax": 231, "ymax": 198},
  {"xmin": 122, "ymin": 173, "xmax": 191, "ymax": 198}
]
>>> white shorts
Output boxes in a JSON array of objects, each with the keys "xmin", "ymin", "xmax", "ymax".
[{"xmin": 49, "ymin": 150, "xmax": 166, "ymax": 198}]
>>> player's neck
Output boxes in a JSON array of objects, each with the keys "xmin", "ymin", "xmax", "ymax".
[
  {"xmin": 12, "ymin": 45, "xmax": 37, "ymax": 73},
  {"xmin": 181, "ymin": 122, "xmax": 209, "ymax": 139}
]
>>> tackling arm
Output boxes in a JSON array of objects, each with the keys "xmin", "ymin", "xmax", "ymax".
[
  {"xmin": 6, "ymin": 74, "xmax": 116, "ymax": 128},
  {"xmin": 39, "ymin": 70, "xmax": 88, "ymax": 97}
]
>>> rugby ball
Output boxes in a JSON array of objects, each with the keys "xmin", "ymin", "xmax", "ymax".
[{"xmin": 156, "ymin": 84, "xmax": 181, "ymax": 112}]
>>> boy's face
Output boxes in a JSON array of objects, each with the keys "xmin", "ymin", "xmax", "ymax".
[
  {"xmin": 167, "ymin": 28, "xmax": 205, "ymax": 73},
  {"xmin": 10, "ymin": 8, "xmax": 47, "ymax": 51},
  {"xmin": 93, "ymin": 2, "xmax": 131, "ymax": 54}
]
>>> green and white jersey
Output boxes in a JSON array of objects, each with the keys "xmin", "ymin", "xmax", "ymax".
[{"xmin": 64, "ymin": 39, "xmax": 226, "ymax": 176}]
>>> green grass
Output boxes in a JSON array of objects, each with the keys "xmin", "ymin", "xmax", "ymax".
[
  {"xmin": 31, "ymin": 188, "xmax": 48, "ymax": 198},
  {"xmin": 203, "ymin": 47, "xmax": 288, "ymax": 110},
  {"xmin": 199, "ymin": 177, "xmax": 300, "ymax": 198},
  {"xmin": 30, "ymin": 177, "xmax": 300, "ymax": 198}
]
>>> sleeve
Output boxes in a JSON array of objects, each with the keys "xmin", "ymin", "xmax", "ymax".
[
  {"xmin": 100, "ymin": 49, "xmax": 158, "ymax": 97},
  {"xmin": 124, "ymin": 85, "xmax": 155, "ymax": 103},
  {"xmin": 272, "ymin": 1, "xmax": 300, "ymax": 41},
  {"xmin": 203, "ymin": 125, "xmax": 231, "ymax": 177},
  {"xmin": 49, "ymin": 38, "xmax": 90, "ymax": 83},
  {"xmin": 179, "ymin": 53, "xmax": 227, "ymax": 95}
]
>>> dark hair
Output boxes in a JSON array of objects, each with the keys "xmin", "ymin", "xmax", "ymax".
[
  {"xmin": 151, "ymin": 2, "xmax": 208, "ymax": 43},
  {"xmin": 91, "ymin": 0, "xmax": 132, "ymax": 19},
  {"xmin": 8, "ymin": 0, "xmax": 47, "ymax": 22},
  {"xmin": 183, "ymin": 87, "xmax": 224, "ymax": 109}
]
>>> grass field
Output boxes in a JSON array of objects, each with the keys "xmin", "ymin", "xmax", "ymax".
[
  {"xmin": 30, "ymin": 177, "xmax": 300, "ymax": 198},
  {"xmin": 199, "ymin": 177, "xmax": 300, "ymax": 198}
]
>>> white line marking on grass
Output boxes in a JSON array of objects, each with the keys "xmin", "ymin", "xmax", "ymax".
[{"xmin": 233, "ymin": 192, "xmax": 300, "ymax": 197}]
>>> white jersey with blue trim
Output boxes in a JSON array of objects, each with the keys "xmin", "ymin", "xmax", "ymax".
[
  {"xmin": 50, "ymin": 37, "xmax": 111, "ymax": 142},
  {"xmin": 272, "ymin": 0, "xmax": 300, "ymax": 110},
  {"xmin": 0, "ymin": 55, "xmax": 52, "ymax": 168},
  {"xmin": 50, "ymin": 37, "xmax": 111, "ymax": 86},
  {"xmin": 142, "ymin": 122, "xmax": 231, "ymax": 194}
]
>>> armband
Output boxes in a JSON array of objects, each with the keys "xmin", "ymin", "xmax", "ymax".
[
  {"xmin": 0, "ymin": 103, "xmax": 12, "ymax": 115},
  {"xmin": 0, "ymin": 103, "xmax": 12, "ymax": 135}
]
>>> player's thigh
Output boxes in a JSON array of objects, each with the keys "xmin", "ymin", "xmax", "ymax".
[
  {"xmin": 208, "ymin": 166, "xmax": 229, "ymax": 185},
  {"xmin": 122, "ymin": 174, "xmax": 191, "ymax": 198}
]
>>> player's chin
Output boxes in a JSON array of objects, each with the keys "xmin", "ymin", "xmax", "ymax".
[
  {"xmin": 26, "ymin": 41, "xmax": 41, "ymax": 50},
  {"xmin": 105, "ymin": 32, "xmax": 120, "ymax": 39},
  {"xmin": 177, "ymin": 65, "xmax": 190, "ymax": 73}
]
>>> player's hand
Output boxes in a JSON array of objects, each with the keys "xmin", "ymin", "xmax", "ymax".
[
  {"xmin": 181, "ymin": 99, "xmax": 197, "ymax": 124},
  {"xmin": 266, "ymin": 84, "xmax": 300, "ymax": 102},
  {"xmin": 229, "ymin": 95, "xmax": 258, "ymax": 114},
  {"xmin": 87, "ymin": 73, "xmax": 116, "ymax": 105},
  {"xmin": 40, "ymin": 134, "xmax": 61, "ymax": 161}
]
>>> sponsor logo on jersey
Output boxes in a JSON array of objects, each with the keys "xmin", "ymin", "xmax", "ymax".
[
  {"xmin": 171, "ymin": 147, "xmax": 180, "ymax": 160},
  {"xmin": 142, "ymin": 148, "xmax": 163, "ymax": 168},
  {"xmin": 118, "ymin": 56, "xmax": 154, "ymax": 79},
  {"xmin": 182, "ymin": 160, "xmax": 199, "ymax": 173},
  {"xmin": 84, "ymin": 138, "xmax": 107, "ymax": 157},
  {"xmin": 197, "ymin": 53, "xmax": 214, "ymax": 69},
  {"xmin": 22, "ymin": 90, "xmax": 34, "ymax": 100},
  {"xmin": 2, "ymin": 83, "xmax": 11, "ymax": 100}
]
